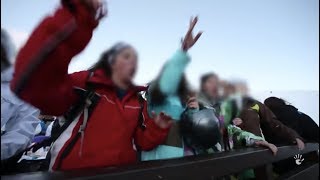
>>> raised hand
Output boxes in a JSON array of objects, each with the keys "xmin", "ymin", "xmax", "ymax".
[
  {"xmin": 81, "ymin": 0, "xmax": 107, "ymax": 20},
  {"xmin": 187, "ymin": 96, "xmax": 199, "ymax": 109},
  {"xmin": 181, "ymin": 16, "xmax": 203, "ymax": 52},
  {"xmin": 151, "ymin": 111, "xmax": 173, "ymax": 129}
]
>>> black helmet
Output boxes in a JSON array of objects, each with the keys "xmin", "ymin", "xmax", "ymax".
[{"xmin": 180, "ymin": 109, "xmax": 221, "ymax": 150}]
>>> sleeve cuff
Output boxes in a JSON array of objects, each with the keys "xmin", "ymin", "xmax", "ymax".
[
  {"xmin": 174, "ymin": 49, "xmax": 191, "ymax": 64},
  {"xmin": 146, "ymin": 118, "xmax": 170, "ymax": 137}
]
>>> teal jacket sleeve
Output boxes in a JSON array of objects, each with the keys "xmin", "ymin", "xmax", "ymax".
[{"xmin": 158, "ymin": 49, "xmax": 190, "ymax": 96}]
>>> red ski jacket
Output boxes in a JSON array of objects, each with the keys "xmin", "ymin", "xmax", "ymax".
[{"xmin": 11, "ymin": 0, "xmax": 169, "ymax": 171}]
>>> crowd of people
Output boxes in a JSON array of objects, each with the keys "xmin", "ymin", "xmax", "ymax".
[{"xmin": 1, "ymin": 0, "xmax": 319, "ymax": 179}]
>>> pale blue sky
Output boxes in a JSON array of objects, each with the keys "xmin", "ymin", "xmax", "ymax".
[{"xmin": 1, "ymin": 0, "xmax": 319, "ymax": 92}]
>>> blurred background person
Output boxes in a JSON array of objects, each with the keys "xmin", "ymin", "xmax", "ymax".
[
  {"xmin": 141, "ymin": 16, "xmax": 202, "ymax": 161},
  {"xmin": 221, "ymin": 80, "xmax": 236, "ymax": 99},
  {"xmin": 264, "ymin": 97, "xmax": 319, "ymax": 143},
  {"xmin": 264, "ymin": 96, "xmax": 319, "ymax": 176},
  {"xmin": 234, "ymin": 81, "xmax": 249, "ymax": 96},
  {"xmin": 218, "ymin": 79, "xmax": 305, "ymax": 179},
  {"xmin": 1, "ymin": 29, "xmax": 40, "ymax": 173},
  {"xmin": 198, "ymin": 72, "xmax": 222, "ymax": 110}
]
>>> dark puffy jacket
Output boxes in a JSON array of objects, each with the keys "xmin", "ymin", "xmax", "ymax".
[
  {"xmin": 238, "ymin": 97, "xmax": 302, "ymax": 145},
  {"xmin": 265, "ymin": 104, "xmax": 318, "ymax": 143}
]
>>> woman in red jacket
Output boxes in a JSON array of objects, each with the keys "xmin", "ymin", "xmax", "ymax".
[{"xmin": 10, "ymin": 0, "xmax": 180, "ymax": 171}]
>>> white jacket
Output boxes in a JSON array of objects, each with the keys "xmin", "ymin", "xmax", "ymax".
[{"xmin": 1, "ymin": 67, "xmax": 40, "ymax": 160}]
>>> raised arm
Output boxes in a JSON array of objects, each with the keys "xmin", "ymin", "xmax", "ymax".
[
  {"xmin": 158, "ymin": 50, "xmax": 190, "ymax": 95},
  {"xmin": 10, "ymin": 0, "xmax": 106, "ymax": 115},
  {"xmin": 151, "ymin": 17, "xmax": 203, "ymax": 96}
]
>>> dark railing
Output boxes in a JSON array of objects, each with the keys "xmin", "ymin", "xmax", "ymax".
[{"xmin": 2, "ymin": 143, "xmax": 319, "ymax": 180}]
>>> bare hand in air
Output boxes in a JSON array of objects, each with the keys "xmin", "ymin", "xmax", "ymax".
[
  {"xmin": 81, "ymin": 0, "xmax": 107, "ymax": 20},
  {"xmin": 181, "ymin": 16, "xmax": 203, "ymax": 52}
]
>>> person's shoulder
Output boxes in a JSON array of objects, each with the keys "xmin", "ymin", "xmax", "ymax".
[
  {"xmin": 286, "ymin": 105, "xmax": 298, "ymax": 111},
  {"xmin": 1, "ymin": 82, "xmax": 23, "ymax": 106},
  {"xmin": 70, "ymin": 70, "xmax": 90, "ymax": 80},
  {"xmin": 2, "ymin": 85, "xmax": 39, "ymax": 118},
  {"xmin": 69, "ymin": 70, "xmax": 91, "ymax": 87}
]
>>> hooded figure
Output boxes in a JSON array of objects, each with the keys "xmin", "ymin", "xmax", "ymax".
[
  {"xmin": 1, "ymin": 29, "xmax": 40, "ymax": 163},
  {"xmin": 219, "ymin": 94, "xmax": 278, "ymax": 180},
  {"xmin": 264, "ymin": 97, "xmax": 319, "ymax": 143}
]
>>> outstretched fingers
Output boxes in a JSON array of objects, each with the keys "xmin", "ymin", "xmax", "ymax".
[
  {"xmin": 182, "ymin": 16, "xmax": 203, "ymax": 51},
  {"xmin": 96, "ymin": 0, "xmax": 107, "ymax": 20},
  {"xmin": 185, "ymin": 16, "xmax": 198, "ymax": 37},
  {"xmin": 192, "ymin": 31, "xmax": 203, "ymax": 45},
  {"xmin": 189, "ymin": 16, "xmax": 198, "ymax": 32}
]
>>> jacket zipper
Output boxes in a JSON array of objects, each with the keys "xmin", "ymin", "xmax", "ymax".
[
  {"xmin": 56, "ymin": 97, "xmax": 93, "ymax": 170},
  {"xmin": 78, "ymin": 99, "xmax": 92, "ymax": 157}
]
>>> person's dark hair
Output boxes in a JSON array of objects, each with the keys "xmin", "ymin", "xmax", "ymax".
[
  {"xmin": 149, "ymin": 74, "xmax": 192, "ymax": 106},
  {"xmin": 264, "ymin": 97, "xmax": 286, "ymax": 111},
  {"xmin": 200, "ymin": 72, "xmax": 219, "ymax": 92},
  {"xmin": 1, "ymin": 43, "xmax": 9, "ymax": 66},
  {"xmin": 88, "ymin": 42, "xmax": 133, "ymax": 77},
  {"xmin": 1, "ymin": 29, "xmax": 14, "ymax": 71},
  {"xmin": 89, "ymin": 49, "xmax": 113, "ymax": 77}
]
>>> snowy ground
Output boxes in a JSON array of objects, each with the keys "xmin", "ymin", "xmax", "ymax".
[{"xmin": 251, "ymin": 90, "xmax": 319, "ymax": 125}]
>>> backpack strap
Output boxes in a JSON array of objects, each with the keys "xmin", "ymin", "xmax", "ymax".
[
  {"xmin": 20, "ymin": 71, "xmax": 100, "ymax": 171},
  {"xmin": 55, "ymin": 71, "xmax": 102, "ymax": 170},
  {"xmin": 135, "ymin": 92, "xmax": 147, "ymax": 162},
  {"xmin": 51, "ymin": 71, "xmax": 96, "ymax": 142},
  {"xmin": 137, "ymin": 93, "xmax": 146, "ymax": 130},
  {"xmin": 20, "ymin": 71, "xmax": 97, "ymax": 155}
]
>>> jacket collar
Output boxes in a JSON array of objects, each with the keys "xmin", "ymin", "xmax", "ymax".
[{"xmin": 87, "ymin": 68, "xmax": 147, "ymax": 94}]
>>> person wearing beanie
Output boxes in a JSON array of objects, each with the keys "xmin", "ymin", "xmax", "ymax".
[{"xmin": 10, "ymin": 0, "xmax": 173, "ymax": 171}]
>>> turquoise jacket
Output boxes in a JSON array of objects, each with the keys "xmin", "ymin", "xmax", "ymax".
[{"xmin": 141, "ymin": 49, "xmax": 195, "ymax": 161}]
